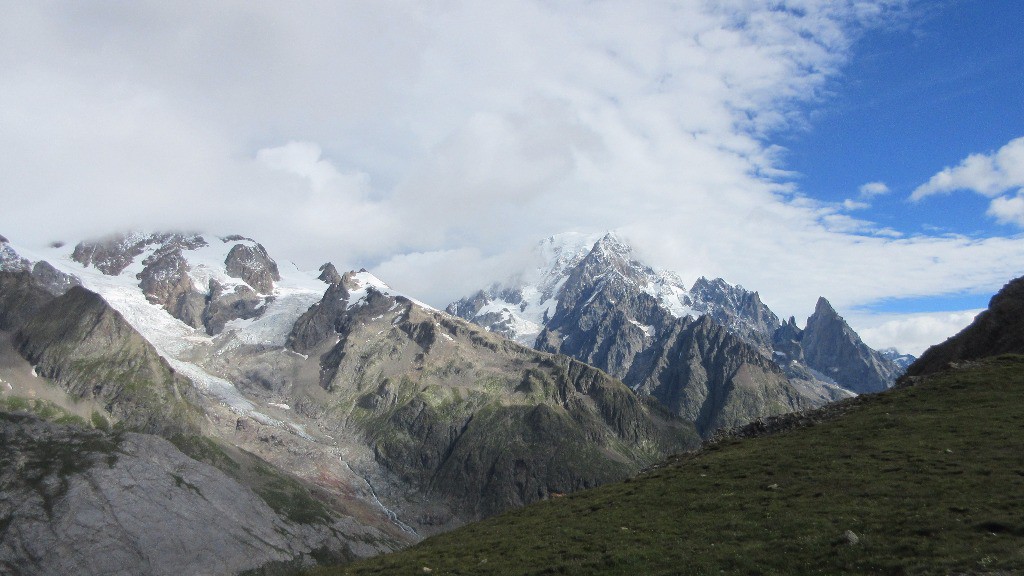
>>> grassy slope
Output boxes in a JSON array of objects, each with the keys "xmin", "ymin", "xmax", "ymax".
[{"xmin": 314, "ymin": 355, "xmax": 1024, "ymax": 575}]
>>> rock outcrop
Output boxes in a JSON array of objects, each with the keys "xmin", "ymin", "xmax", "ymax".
[
  {"xmin": 137, "ymin": 243, "xmax": 207, "ymax": 329},
  {"xmin": 225, "ymin": 242, "xmax": 280, "ymax": 294}
]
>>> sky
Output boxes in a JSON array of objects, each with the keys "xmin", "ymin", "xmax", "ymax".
[{"xmin": 1, "ymin": 0, "xmax": 1022, "ymax": 356}]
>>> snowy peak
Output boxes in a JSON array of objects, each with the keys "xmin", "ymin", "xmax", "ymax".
[{"xmin": 689, "ymin": 277, "xmax": 780, "ymax": 351}]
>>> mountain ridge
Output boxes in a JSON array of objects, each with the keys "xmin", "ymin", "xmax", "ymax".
[{"xmin": 450, "ymin": 232, "xmax": 907, "ymax": 434}]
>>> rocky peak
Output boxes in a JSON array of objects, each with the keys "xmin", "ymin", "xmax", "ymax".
[
  {"xmin": 813, "ymin": 296, "xmax": 837, "ymax": 317},
  {"xmin": 801, "ymin": 297, "xmax": 900, "ymax": 394},
  {"xmin": 0, "ymin": 241, "xmax": 31, "ymax": 272},
  {"xmin": 224, "ymin": 242, "xmax": 281, "ymax": 294},
  {"xmin": 689, "ymin": 277, "xmax": 780, "ymax": 352},
  {"xmin": 72, "ymin": 232, "xmax": 205, "ymax": 276},
  {"xmin": 318, "ymin": 262, "xmax": 342, "ymax": 285}
]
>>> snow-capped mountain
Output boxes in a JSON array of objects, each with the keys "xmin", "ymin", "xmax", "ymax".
[
  {"xmin": 449, "ymin": 232, "xmax": 907, "ymax": 413},
  {"xmin": 448, "ymin": 233, "xmax": 696, "ymax": 346},
  {"xmin": 449, "ymin": 233, "xmax": 783, "ymax": 352},
  {"xmin": 0, "ymin": 231, "xmax": 696, "ymax": 572}
]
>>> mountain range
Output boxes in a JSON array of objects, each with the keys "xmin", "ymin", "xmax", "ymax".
[
  {"xmin": 0, "ymin": 230, "xmax": 912, "ymax": 574},
  {"xmin": 325, "ymin": 270, "xmax": 1024, "ymax": 574},
  {"xmin": 449, "ymin": 232, "xmax": 905, "ymax": 434}
]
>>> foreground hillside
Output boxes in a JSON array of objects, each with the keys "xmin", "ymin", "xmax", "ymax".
[{"xmin": 317, "ymin": 354, "xmax": 1024, "ymax": 575}]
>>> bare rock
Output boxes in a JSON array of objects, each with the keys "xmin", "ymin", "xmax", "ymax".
[
  {"xmin": 136, "ymin": 245, "xmax": 206, "ymax": 329},
  {"xmin": 0, "ymin": 413, "xmax": 388, "ymax": 576},
  {"xmin": 202, "ymin": 280, "xmax": 265, "ymax": 335},
  {"xmin": 318, "ymin": 262, "xmax": 343, "ymax": 285},
  {"xmin": 225, "ymin": 243, "xmax": 280, "ymax": 294},
  {"xmin": 30, "ymin": 261, "xmax": 82, "ymax": 296}
]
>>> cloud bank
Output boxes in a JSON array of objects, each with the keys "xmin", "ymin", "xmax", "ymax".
[{"xmin": 1, "ymin": 1, "xmax": 1020, "ymax": 353}]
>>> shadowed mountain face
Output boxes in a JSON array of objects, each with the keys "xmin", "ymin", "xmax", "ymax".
[
  {"xmin": 0, "ymin": 272, "xmax": 202, "ymax": 437},
  {"xmin": 905, "ymin": 276, "xmax": 1024, "ymax": 378},
  {"xmin": 789, "ymin": 297, "xmax": 902, "ymax": 394}
]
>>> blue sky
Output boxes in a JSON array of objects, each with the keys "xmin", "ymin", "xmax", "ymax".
[
  {"xmin": 788, "ymin": 0, "xmax": 1024, "ymax": 234},
  {"xmin": 784, "ymin": 0, "xmax": 1024, "ymax": 316},
  {"xmin": 1, "ymin": 1, "xmax": 1022, "ymax": 355}
]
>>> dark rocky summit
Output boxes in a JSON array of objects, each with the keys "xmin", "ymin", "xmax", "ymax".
[
  {"xmin": 318, "ymin": 262, "xmax": 343, "ymax": 285},
  {"xmin": 783, "ymin": 297, "xmax": 901, "ymax": 394},
  {"xmin": 225, "ymin": 242, "xmax": 280, "ymax": 294}
]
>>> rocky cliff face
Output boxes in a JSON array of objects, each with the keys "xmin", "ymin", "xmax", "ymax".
[
  {"xmin": 225, "ymin": 242, "xmax": 281, "ymax": 294},
  {"xmin": 136, "ymin": 241, "xmax": 208, "ymax": 329},
  {"xmin": 0, "ymin": 412, "xmax": 393, "ymax": 576},
  {"xmin": 904, "ymin": 276, "xmax": 1024, "ymax": 378}
]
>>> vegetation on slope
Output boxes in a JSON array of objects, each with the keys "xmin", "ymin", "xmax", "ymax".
[{"xmin": 313, "ymin": 354, "xmax": 1024, "ymax": 575}]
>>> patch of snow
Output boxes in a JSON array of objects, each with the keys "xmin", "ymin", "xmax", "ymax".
[
  {"xmin": 249, "ymin": 411, "xmax": 284, "ymax": 427},
  {"xmin": 268, "ymin": 402, "xmax": 291, "ymax": 410},
  {"xmin": 627, "ymin": 317, "xmax": 655, "ymax": 338}
]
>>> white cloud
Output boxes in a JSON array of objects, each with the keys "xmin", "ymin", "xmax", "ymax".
[
  {"xmin": 4, "ymin": 0, "xmax": 1023, "ymax": 358},
  {"xmin": 842, "ymin": 198, "xmax": 871, "ymax": 210},
  {"xmin": 987, "ymin": 192, "xmax": 1024, "ymax": 227},
  {"xmin": 852, "ymin": 309, "xmax": 982, "ymax": 357},
  {"xmin": 859, "ymin": 181, "xmax": 890, "ymax": 197},
  {"xmin": 910, "ymin": 136, "xmax": 1024, "ymax": 201}
]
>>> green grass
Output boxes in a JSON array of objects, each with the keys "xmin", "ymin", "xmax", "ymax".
[
  {"xmin": 311, "ymin": 354, "xmax": 1024, "ymax": 575},
  {"xmin": 0, "ymin": 395, "xmax": 90, "ymax": 428}
]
